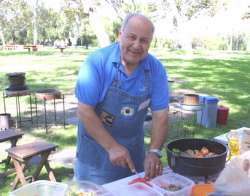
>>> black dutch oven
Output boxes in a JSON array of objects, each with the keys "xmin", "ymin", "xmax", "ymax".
[
  {"xmin": 6, "ymin": 72, "xmax": 27, "ymax": 91},
  {"xmin": 166, "ymin": 138, "xmax": 228, "ymax": 177}
]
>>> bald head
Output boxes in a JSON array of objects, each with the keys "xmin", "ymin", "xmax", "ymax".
[
  {"xmin": 118, "ymin": 13, "xmax": 154, "ymax": 69},
  {"xmin": 121, "ymin": 13, "xmax": 155, "ymax": 34}
]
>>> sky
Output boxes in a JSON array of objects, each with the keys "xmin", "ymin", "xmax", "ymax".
[{"xmin": 42, "ymin": 0, "xmax": 63, "ymax": 10}]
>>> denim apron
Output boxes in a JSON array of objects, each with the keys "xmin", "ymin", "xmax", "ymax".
[{"xmin": 75, "ymin": 66, "xmax": 151, "ymax": 184}]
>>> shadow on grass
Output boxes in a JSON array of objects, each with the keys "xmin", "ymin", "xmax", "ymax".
[{"xmin": 164, "ymin": 56, "xmax": 250, "ymax": 131}]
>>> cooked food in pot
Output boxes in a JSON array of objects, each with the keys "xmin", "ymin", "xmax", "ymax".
[
  {"xmin": 167, "ymin": 138, "xmax": 228, "ymax": 176},
  {"xmin": 173, "ymin": 147, "xmax": 217, "ymax": 158}
]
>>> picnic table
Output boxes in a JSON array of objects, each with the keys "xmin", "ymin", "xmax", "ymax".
[
  {"xmin": 24, "ymin": 45, "xmax": 38, "ymax": 52},
  {"xmin": 0, "ymin": 129, "xmax": 24, "ymax": 168},
  {"xmin": 4, "ymin": 45, "xmax": 19, "ymax": 50},
  {"xmin": 59, "ymin": 47, "xmax": 65, "ymax": 53}
]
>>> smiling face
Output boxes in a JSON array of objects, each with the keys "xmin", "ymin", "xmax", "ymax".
[{"xmin": 119, "ymin": 15, "xmax": 154, "ymax": 70}]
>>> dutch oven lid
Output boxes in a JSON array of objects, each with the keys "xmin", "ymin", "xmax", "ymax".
[{"xmin": 6, "ymin": 72, "xmax": 26, "ymax": 77}]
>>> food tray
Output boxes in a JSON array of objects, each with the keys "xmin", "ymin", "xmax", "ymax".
[
  {"xmin": 150, "ymin": 173, "xmax": 194, "ymax": 196},
  {"xmin": 9, "ymin": 180, "xmax": 68, "ymax": 196}
]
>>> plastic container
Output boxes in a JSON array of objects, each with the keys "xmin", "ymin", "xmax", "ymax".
[
  {"xmin": 216, "ymin": 106, "xmax": 229, "ymax": 125},
  {"xmin": 150, "ymin": 173, "xmax": 194, "ymax": 196},
  {"xmin": 197, "ymin": 95, "xmax": 219, "ymax": 128},
  {"xmin": 9, "ymin": 180, "xmax": 68, "ymax": 196},
  {"xmin": 67, "ymin": 180, "xmax": 109, "ymax": 195},
  {"xmin": 108, "ymin": 182, "xmax": 163, "ymax": 196},
  {"xmin": 240, "ymin": 128, "xmax": 250, "ymax": 153}
]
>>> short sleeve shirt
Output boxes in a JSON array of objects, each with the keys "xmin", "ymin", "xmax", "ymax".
[{"xmin": 75, "ymin": 42, "xmax": 169, "ymax": 111}]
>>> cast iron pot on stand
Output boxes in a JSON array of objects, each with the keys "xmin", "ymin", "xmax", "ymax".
[{"xmin": 6, "ymin": 72, "xmax": 27, "ymax": 91}]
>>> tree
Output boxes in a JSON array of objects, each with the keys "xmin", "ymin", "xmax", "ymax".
[
  {"xmin": 151, "ymin": 0, "xmax": 228, "ymax": 49},
  {"xmin": 0, "ymin": 0, "xmax": 33, "ymax": 45}
]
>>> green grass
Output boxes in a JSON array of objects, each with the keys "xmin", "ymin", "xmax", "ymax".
[{"xmin": 0, "ymin": 47, "xmax": 250, "ymax": 194}]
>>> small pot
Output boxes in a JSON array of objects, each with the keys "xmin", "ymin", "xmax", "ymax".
[
  {"xmin": 183, "ymin": 94, "xmax": 199, "ymax": 106},
  {"xmin": 0, "ymin": 113, "xmax": 13, "ymax": 129},
  {"xmin": 166, "ymin": 138, "xmax": 228, "ymax": 177}
]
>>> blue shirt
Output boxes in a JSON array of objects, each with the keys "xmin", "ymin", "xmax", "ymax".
[{"xmin": 75, "ymin": 42, "xmax": 169, "ymax": 111}]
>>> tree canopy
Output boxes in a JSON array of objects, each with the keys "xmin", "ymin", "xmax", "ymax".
[{"xmin": 0, "ymin": 0, "xmax": 249, "ymax": 50}]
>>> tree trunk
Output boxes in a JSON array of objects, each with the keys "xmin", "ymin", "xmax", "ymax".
[
  {"xmin": 88, "ymin": 9, "xmax": 110, "ymax": 47},
  {"xmin": 166, "ymin": 0, "xmax": 193, "ymax": 50},
  {"xmin": 33, "ymin": 0, "xmax": 38, "ymax": 45},
  {"xmin": 0, "ymin": 27, "xmax": 5, "ymax": 46}
]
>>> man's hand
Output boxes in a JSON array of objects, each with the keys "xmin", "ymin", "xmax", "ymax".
[
  {"xmin": 144, "ymin": 152, "xmax": 163, "ymax": 179},
  {"xmin": 108, "ymin": 144, "xmax": 136, "ymax": 171}
]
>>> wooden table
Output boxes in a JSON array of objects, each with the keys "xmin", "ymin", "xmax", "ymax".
[
  {"xmin": 6, "ymin": 141, "xmax": 57, "ymax": 189},
  {"xmin": 0, "ymin": 129, "xmax": 24, "ymax": 168}
]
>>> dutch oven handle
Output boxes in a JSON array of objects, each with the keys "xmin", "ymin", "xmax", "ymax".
[{"xmin": 210, "ymin": 138, "xmax": 231, "ymax": 162}]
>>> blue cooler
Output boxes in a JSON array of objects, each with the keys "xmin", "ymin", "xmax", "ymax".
[{"xmin": 197, "ymin": 95, "xmax": 219, "ymax": 128}]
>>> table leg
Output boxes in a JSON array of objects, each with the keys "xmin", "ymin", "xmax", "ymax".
[
  {"xmin": 62, "ymin": 94, "xmax": 66, "ymax": 128},
  {"xmin": 32, "ymin": 152, "xmax": 50, "ymax": 180},
  {"xmin": 11, "ymin": 163, "xmax": 27, "ymax": 189},
  {"xmin": 15, "ymin": 96, "xmax": 19, "ymax": 128},
  {"xmin": 44, "ymin": 98, "xmax": 48, "ymax": 133},
  {"xmin": 29, "ymin": 94, "xmax": 33, "ymax": 124},
  {"xmin": 3, "ymin": 91, "xmax": 6, "ymax": 113},
  {"xmin": 4, "ymin": 138, "xmax": 19, "ymax": 168},
  {"xmin": 54, "ymin": 98, "xmax": 57, "ymax": 125},
  {"xmin": 17, "ymin": 95, "xmax": 21, "ymax": 127},
  {"xmin": 44, "ymin": 161, "xmax": 56, "ymax": 181},
  {"xmin": 35, "ymin": 96, "xmax": 38, "ymax": 127},
  {"xmin": 12, "ymin": 160, "xmax": 27, "ymax": 189}
]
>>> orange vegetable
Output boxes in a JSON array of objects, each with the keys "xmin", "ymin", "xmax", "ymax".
[{"xmin": 191, "ymin": 183, "xmax": 214, "ymax": 196}]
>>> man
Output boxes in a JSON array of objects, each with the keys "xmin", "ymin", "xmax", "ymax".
[{"xmin": 75, "ymin": 13, "xmax": 169, "ymax": 185}]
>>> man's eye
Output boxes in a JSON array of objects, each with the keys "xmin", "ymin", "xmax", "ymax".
[
  {"xmin": 127, "ymin": 35, "xmax": 136, "ymax": 41},
  {"xmin": 140, "ymin": 39, "xmax": 149, "ymax": 44}
]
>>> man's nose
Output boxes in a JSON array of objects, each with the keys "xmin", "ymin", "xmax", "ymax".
[{"xmin": 133, "ymin": 39, "xmax": 141, "ymax": 48}]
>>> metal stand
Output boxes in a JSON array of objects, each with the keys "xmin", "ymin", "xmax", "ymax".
[
  {"xmin": 35, "ymin": 91, "xmax": 66, "ymax": 133},
  {"xmin": 170, "ymin": 103, "xmax": 203, "ymax": 138},
  {"xmin": 2, "ymin": 90, "xmax": 33, "ymax": 128}
]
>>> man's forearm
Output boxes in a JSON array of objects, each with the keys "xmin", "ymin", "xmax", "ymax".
[
  {"xmin": 150, "ymin": 109, "xmax": 169, "ymax": 150},
  {"xmin": 77, "ymin": 103, "xmax": 118, "ymax": 151}
]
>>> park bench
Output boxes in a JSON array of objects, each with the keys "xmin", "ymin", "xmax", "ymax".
[
  {"xmin": 57, "ymin": 46, "xmax": 65, "ymax": 53},
  {"xmin": 4, "ymin": 45, "xmax": 17, "ymax": 50},
  {"xmin": 24, "ymin": 45, "xmax": 38, "ymax": 52}
]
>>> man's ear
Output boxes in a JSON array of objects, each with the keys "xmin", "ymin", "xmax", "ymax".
[{"xmin": 118, "ymin": 31, "xmax": 122, "ymax": 41}]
